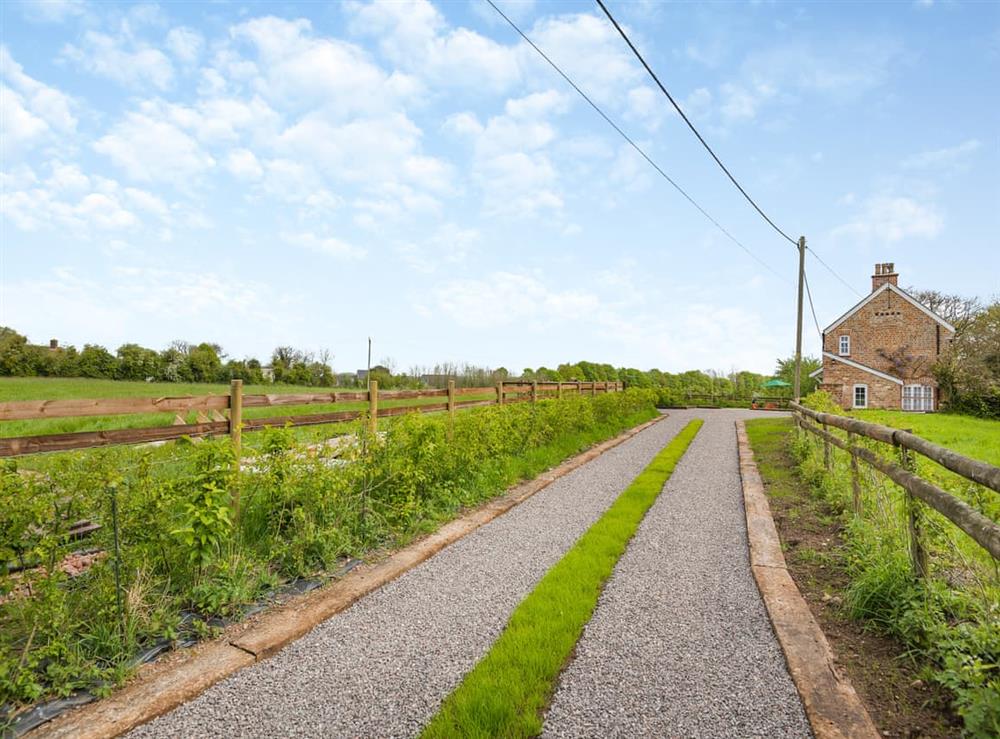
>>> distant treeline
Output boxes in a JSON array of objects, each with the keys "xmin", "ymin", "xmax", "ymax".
[
  {"xmin": 0, "ymin": 328, "xmax": 337, "ymax": 387},
  {"xmin": 0, "ymin": 327, "xmax": 808, "ymax": 399}
]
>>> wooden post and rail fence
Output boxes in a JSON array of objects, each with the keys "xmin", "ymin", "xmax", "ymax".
[
  {"xmin": 0, "ymin": 380, "xmax": 624, "ymax": 458},
  {"xmin": 789, "ymin": 401, "xmax": 1000, "ymax": 576}
]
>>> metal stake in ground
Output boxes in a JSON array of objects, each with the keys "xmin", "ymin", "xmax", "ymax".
[{"xmin": 109, "ymin": 483, "xmax": 126, "ymax": 636}]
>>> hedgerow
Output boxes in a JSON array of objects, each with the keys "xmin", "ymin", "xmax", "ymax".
[{"xmin": 0, "ymin": 389, "xmax": 657, "ymax": 717}]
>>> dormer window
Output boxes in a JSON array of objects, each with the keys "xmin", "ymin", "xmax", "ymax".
[{"xmin": 839, "ymin": 335, "xmax": 850, "ymax": 356}]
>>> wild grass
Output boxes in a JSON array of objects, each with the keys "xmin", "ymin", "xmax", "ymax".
[{"xmin": 421, "ymin": 419, "xmax": 703, "ymax": 739}]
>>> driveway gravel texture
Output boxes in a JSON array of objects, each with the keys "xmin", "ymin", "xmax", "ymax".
[
  {"xmin": 129, "ymin": 412, "xmax": 692, "ymax": 739},
  {"xmin": 543, "ymin": 410, "xmax": 812, "ymax": 738}
]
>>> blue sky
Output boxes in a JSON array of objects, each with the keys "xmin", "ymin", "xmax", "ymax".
[{"xmin": 2, "ymin": 0, "xmax": 997, "ymax": 375}]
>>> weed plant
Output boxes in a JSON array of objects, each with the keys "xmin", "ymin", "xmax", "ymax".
[
  {"xmin": 0, "ymin": 390, "xmax": 658, "ymax": 715},
  {"xmin": 794, "ymin": 391, "xmax": 999, "ymax": 737}
]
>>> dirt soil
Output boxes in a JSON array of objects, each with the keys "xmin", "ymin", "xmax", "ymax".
[{"xmin": 749, "ymin": 421, "xmax": 961, "ymax": 739}]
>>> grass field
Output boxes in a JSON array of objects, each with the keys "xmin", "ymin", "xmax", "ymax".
[
  {"xmin": 0, "ymin": 377, "xmax": 496, "ymax": 441},
  {"xmin": 850, "ymin": 409, "xmax": 1000, "ymax": 466}
]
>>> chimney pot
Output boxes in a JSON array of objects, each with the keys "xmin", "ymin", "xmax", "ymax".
[{"xmin": 872, "ymin": 262, "xmax": 899, "ymax": 292}]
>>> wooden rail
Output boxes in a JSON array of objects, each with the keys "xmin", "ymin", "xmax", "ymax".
[
  {"xmin": 0, "ymin": 381, "xmax": 623, "ymax": 457},
  {"xmin": 789, "ymin": 402, "xmax": 1000, "ymax": 566}
]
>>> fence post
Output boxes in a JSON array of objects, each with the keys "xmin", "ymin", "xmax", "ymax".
[
  {"xmin": 369, "ymin": 380, "xmax": 379, "ymax": 434},
  {"xmin": 497, "ymin": 381, "xmax": 504, "ymax": 406},
  {"xmin": 848, "ymin": 431, "xmax": 862, "ymax": 516},
  {"xmin": 447, "ymin": 379, "xmax": 455, "ymax": 438},
  {"xmin": 822, "ymin": 421, "xmax": 831, "ymax": 470},
  {"xmin": 898, "ymin": 431, "xmax": 928, "ymax": 580},
  {"xmin": 531, "ymin": 380, "xmax": 538, "ymax": 404},
  {"xmin": 557, "ymin": 382, "xmax": 563, "ymax": 400},
  {"xmin": 591, "ymin": 381, "xmax": 596, "ymax": 398}
]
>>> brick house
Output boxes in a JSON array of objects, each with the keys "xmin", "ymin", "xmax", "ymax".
[{"xmin": 811, "ymin": 263, "xmax": 955, "ymax": 411}]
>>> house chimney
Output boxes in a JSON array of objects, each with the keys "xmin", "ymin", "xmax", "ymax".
[
  {"xmin": 49, "ymin": 338, "xmax": 59, "ymax": 350},
  {"xmin": 871, "ymin": 262, "xmax": 898, "ymax": 292}
]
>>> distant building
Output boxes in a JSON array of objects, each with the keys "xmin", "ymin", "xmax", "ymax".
[{"xmin": 812, "ymin": 263, "xmax": 954, "ymax": 411}]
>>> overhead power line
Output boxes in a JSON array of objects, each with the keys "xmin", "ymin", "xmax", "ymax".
[
  {"xmin": 484, "ymin": 0, "xmax": 791, "ymax": 286},
  {"xmin": 807, "ymin": 249, "xmax": 863, "ymax": 298},
  {"xmin": 595, "ymin": 0, "xmax": 798, "ymax": 247},
  {"xmin": 803, "ymin": 268, "xmax": 823, "ymax": 338}
]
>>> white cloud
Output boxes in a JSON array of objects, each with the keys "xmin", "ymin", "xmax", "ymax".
[
  {"xmin": 719, "ymin": 81, "xmax": 776, "ymax": 122},
  {"xmin": 18, "ymin": 0, "xmax": 85, "ymax": 23},
  {"xmin": 4, "ymin": 265, "xmax": 298, "ymax": 357},
  {"xmin": 0, "ymin": 46, "xmax": 76, "ymax": 155},
  {"xmin": 225, "ymin": 148, "xmax": 263, "ymax": 179},
  {"xmin": 529, "ymin": 13, "xmax": 640, "ymax": 106},
  {"xmin": 165, "ymin": 27, "xmax": 204, "ymax": 65},
  {"xmin": 62, "ymin": 30, "xmax": 175, "ymax": 90},
  {"xmin": 832, "ymin": 195, "xmax": 944, "ymax": 244},
  {"xmin": 901, "ymin": 139, "xmax": 981, "ymax": 171},
  {"xmin": 347, "ymin": 0, "xmax": 522, "ymax": 92},
  {"xmin": 93, "ymin": 110, "xmax": 215, "ymax": 183},
  {"xmin": 231, "ymin": 15, "xmax": 418, "ymax": 116},
  {"xmin": 2, "ymin": 161, "xmax": 172, "ymax": 234},
  {"xmin": 284, "ymin": 231, "xmax": 367, "ymax": 260},
  {"xmin": 394, "ymin": 222, "xmax": 479, "ymax": 271},
  {"xmin": 430, "ymin": 272, "xmax": 600, "ymax": 328}
]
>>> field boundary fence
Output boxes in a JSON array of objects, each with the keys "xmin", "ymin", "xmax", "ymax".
[
  {"xmin": 789, "ymin": 401, "xmax": 1000, "ymax": 576},
  {"xmin": 0, "ymin": 380, "xmax": 623, "ymax": 457}
]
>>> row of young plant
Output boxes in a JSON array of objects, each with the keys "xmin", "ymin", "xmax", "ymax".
[
  {"xmin": 0, "ymin": 389, "xmax": 658, "ymax": 716},
  {"xmin": 795, "ymin": 392, "xmax": 999, "ymax": 737}
]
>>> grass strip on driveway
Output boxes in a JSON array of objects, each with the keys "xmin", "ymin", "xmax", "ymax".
[{"xmin": 422, "ymin": 418, "xmax": 704, "ymax": 739}]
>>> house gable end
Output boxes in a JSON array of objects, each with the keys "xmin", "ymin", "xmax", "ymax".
[{"xmin": 823, "ymin": 283, "xmax": 955, "ymax": 335}]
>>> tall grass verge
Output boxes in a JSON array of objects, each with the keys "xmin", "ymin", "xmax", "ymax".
[
  {"xmin": 422, "ymin": 419, "xmax": 703, "ymax": 738},
  {"xmin": 793, "ymin": 392, "xmax": 999, "ymax": 737}
]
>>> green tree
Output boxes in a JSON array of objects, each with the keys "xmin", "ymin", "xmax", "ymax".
[
  {"xmin": 116, "ymin": 343, "xmax": 161, "ymax": 381},
  {"xmin": 186, "ymin": 343, "xmax": 223, "ymax": 383},
  {"xmin": 936, "ymin": 301, "xmax": 1000, "ymax": 417},
  {"xmin": 0, "ymin": 327, "xmax": 37, "ymax": 376},
  {"xmin": 773, "ymin": 356, "xmax": 821, "ymax": 395},
  {"xmin": 77, "ymin": 344, "xmax": 117, "ymax": 378}
]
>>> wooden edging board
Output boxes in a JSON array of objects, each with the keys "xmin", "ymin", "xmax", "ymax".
[
  {"xmin": 735, "ymin": 420, "xmax": 878, "ymax": 739},
  {"xmin": 31, "ymin": 413, "xmax": 668, "ymax": 739}
]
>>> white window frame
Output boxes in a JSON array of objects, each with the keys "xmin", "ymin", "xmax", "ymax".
[
  {"xmin": 853, "ymin": 384, "xmax": 868, "ymax": 409},
  {"xmin": 903, "ymin": 384, "xmax": 934, "ymax": 412},
  {"xmin": 839, "ymin": 335, "xmax": 850, "ymax": 356}
]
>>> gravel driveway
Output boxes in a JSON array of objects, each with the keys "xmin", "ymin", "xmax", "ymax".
[
  {"xmin": 543, "ymin": 410, "xmax": 811, "ymax": 738},
  {"xmin": 129, "ymin": 412, "xmax": 689, "ymax": 739}
]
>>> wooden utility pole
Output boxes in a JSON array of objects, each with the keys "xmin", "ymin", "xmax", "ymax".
[{"xmin": 794, "ymin": 235, "xmax": 806, "ymax": 401}]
